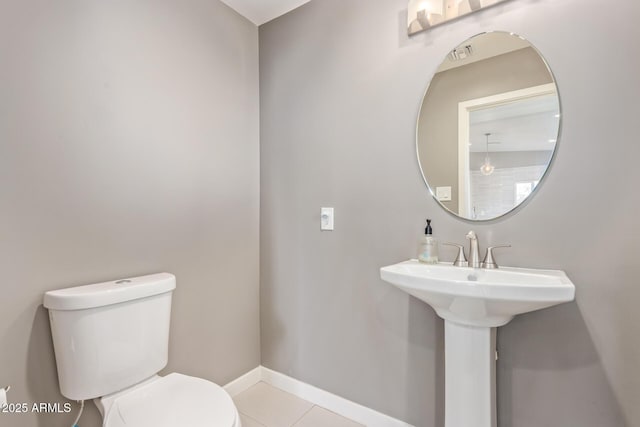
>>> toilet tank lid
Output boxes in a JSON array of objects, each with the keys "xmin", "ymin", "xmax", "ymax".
[{"xmin": 43, "ymin": 273, "xmax": 176, "ymax": 311}]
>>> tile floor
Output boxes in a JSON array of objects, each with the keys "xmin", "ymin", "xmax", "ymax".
[{"xmin": 233, "ymin": 382, "xmax": 364, "ymax": 427}]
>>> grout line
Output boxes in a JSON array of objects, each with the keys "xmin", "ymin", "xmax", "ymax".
[
  {"xmin": 289, "ymin": 404, "xmax": 316, "ymax": 427},
  {"xmin": 239, "ymin": 411, "xmax": 267, "ymax": 427},
  {"xmin": 314, "ymin": 406, "xmax": 366, "ymax": 426}
]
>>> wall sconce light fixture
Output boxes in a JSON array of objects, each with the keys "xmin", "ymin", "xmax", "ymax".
[{"xmin": 408, "ymin": 0, "xmax": 513, "ymax": 36}]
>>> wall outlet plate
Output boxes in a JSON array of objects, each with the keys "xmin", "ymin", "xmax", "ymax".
[
  {"xmin": 436, "ymin": 186, "xmax": 452, "ymax": 202},
  {"xmin": 320, "ymin": 207, "xmax": 334, "ymax": 231}
]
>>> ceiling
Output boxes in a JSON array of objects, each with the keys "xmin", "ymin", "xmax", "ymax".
[
  {"xmin": 220, "ymin": 0, "xmax": 312, "ymax": 25},
  {"xmin": 469, "ymin": 94, "xmax": 560, "ymax": 153},
  {"xmin": 437, "ymin": 32, "xmax": 531, "ymax": 73}
]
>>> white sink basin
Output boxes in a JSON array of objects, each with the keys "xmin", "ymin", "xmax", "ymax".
[
  {"xmin": 380, "ymin": 259, "xmax": 575, "ymax": 427},
  {"xmin": 380, "ymin": 260, "xmax": 575, "ymax": 327}
]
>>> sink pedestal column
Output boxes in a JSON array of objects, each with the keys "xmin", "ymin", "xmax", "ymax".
[{"xmin": 445, "ymin": 321, "xmax": 497, "ymax": 427}]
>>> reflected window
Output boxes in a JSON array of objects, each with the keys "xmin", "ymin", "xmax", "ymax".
[{"xmin": 515, "ymin": 180, "xmax": 539, "ymax": 204}]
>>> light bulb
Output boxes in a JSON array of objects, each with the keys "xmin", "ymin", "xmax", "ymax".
[
  {"xmin": 480, "ymin": 159, "xmax": 495, "ymax": 176},
  {"xmin": 480, "ymin": 132, "xmax": 495, "ymax": 175},
  {"xmin": 418, "ymin": 0, "xmax": 444, "ymax": 16}
]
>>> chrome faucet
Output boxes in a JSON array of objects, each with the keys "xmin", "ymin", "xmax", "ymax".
[
  {"xmin": 482, "ymin": 245, "xmax": 512, "ymax": 269},
  {"xmin": 459, "ymin": 231, "xmax": 511, "ymax": 269},
  {"xmin": 446, "ymin": 231, "xmax": 511, "ymax": 269},
  {"xmin": 466, "ymin": 231, "xmax": 481, "ymax": 268}
]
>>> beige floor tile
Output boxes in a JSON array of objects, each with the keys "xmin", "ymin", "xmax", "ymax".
[
  {"xmin": 240, "ymin": 413, "xmax": 266, "ymax": 427},
  {"xmin": 293, "ymin": 406, "xmax": 364, "ymax": 427},
  {"xmin": 233, "ymin": 382, "xmax": 314, "ymax": 427}
]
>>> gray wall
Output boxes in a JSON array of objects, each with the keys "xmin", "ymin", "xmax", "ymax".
[
  {"xmin": 260, "ymin": 0, "xmax": 639, "ymax": 426},
  {"xmin": 0, "ymin": 1, "xmax": 259, "ymax": 426},
  {"xmin": 418, "ymin": 47, "xmax": 553, "ymax": 215}
]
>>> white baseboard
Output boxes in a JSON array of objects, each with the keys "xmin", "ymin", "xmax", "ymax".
[
  {"xmin": 223, "ymin": 366, "xmax": 262, "ymax": 397},
  {"xmin": 224, "ymin": 366, "xmax": 414, "ymax": 427}
]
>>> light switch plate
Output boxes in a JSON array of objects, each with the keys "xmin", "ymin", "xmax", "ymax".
[
  {"xmin": 321, "ymin": 207, "xmax": 334, "ymax": 231},
  {"xmin": 436, "ymin": 186, "xmax": 452, "ymax": 202}
]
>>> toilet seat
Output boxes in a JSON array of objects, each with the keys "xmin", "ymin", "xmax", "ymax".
[{"xmin": 102, "ymin": 373, "xmax": 239, "ymax": 427}]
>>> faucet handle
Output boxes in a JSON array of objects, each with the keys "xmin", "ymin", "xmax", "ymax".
[
  {"xmin": 482, "ymin": 245, "xmax": 511, "ymax": 269},
  {"xmin": 443, "ymin": 243, "xmax": 468, "ymax": 267}
]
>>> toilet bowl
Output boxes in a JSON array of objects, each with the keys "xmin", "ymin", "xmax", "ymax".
[
  {"xmin": 43, "ymin": 273, "xmax": 241, "ymax": 427},
  {"xmin": 96, "ymin": 374, "xmax": 241, "ymax": 427}
]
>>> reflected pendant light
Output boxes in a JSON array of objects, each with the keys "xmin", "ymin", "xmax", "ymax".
[{"xmin": 480, "ymin": 133, "xmax": 495, "ymax": 176}]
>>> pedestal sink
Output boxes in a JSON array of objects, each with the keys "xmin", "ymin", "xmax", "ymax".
[{"xmin": 380, "ymin": 260, "xmax": 575, "ymax": 427}]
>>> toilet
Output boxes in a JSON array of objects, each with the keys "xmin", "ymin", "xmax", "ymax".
[{"xmin": 43, "ymin": 273, "xmax": 241, "ymax": 427}]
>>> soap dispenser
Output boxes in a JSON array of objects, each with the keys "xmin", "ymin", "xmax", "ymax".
[{"xmin": 418, "ymin": 219, "xmax": 439, "ymax": 264}]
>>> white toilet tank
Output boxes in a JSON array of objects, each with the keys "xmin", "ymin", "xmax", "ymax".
[{"xmin": 43, "ymin": 273, "xmax": 176, "ymax": 401}]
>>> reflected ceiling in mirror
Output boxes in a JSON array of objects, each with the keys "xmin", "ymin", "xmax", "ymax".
[{"xmin": 417, "ymin": 31, "xmax": 560, "ymax": 221}]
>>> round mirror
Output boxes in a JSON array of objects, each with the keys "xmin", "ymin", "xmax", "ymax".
[{"xmin": 417, "ymin": 31, "xmax": 560, "ymax": 221}]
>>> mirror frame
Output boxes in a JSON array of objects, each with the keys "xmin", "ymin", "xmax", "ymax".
[{"xmin": 416, "ymin": 31, "xmax": 562, "ymax": 222}]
